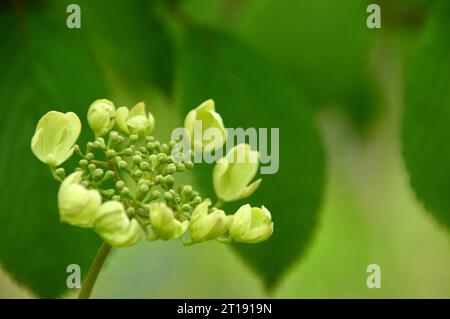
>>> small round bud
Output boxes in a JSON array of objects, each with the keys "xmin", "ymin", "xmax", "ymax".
[
  {"xmin": 146, "ymin": 142, "xmax": 155, "ymax": 150},
  {"xmin": 102, "ymin": 189, "xmax": 115, "ymax": 197},
  {"xmin": 138, "ymin": 147, "xmax": 147, "ymax": 153},
  {"xmin": 155, "ymin": 175, "xmax": 164, "ymax": 183},
  {"xmin": 129, "ymin": 134, "xmax": 139, "ymax": 143},
  {"xmin": 132, "ymin": 155, "xmax": 142, "ymax": 163},
  {"xmin": 182, "ymin": 204, "xmax": 191, "ymax": 212},
  {"xmin": 112, "ymin": 195, "xmax": 121, "ymax": 201},
  {"xmin": 85, "ymin": 153, "xmax": 94, "ymax": 161},
  {"xmin": 55, "ymin": 168, "xmax": 66, "ymax": 179},
  {"xmin": 104, "ymin": 170, "xmax": 115, "ymax": 179},
  {"xmin": 106, "ymin": 149, "xmax": 117, "ymax": 159},
  {"xmin": 145, "ymin": 136, "xmax": 155, "ymax": 143},
  {"xmin": 115, "ymin": 181, "xmax": 125, "ymax": 189},
  {"xmin": 93, "ymin": 140, "xmax": 103, "ymax": 149},
  {"xmin": 122, "ymin": 148, "xmax": 133, "ymax": 156},
  {"xmin": 164, "ymin": 175, "xmax": 175, "ymax": 187},
  {"xmin": 140, "ymin": 162, "xmax": 150, "ymax": 171},
  {"xmin": 109, "ymin": 131, "xmax": 122, "ymax": 143},
  {"xmin": 153, "ymin": 141, "xmax": 160, "ymax": 148},
  {"xmin": 176, "ymin": 163, "xmax": 185, "ymax": 172},
  {"xmin": 192, "ymin": 196, "xmax": 202, "ymax": 205},
  {"xmin": 73, "ymin": 145, "xmax": 81, "ymax": 155},
  {"xmin": 133, "ymin": 169, "xmax": 143, "ymax": 178},
  {"xmin": 79, "ymin": 159, "xmax": 88, "ymax": 167},
  {"xmin": 87, "ymin": 142, "xmax": 94, "ymax": 150},
  {"xmin": 121, "ymin": 187, "xmax": 130, "ymax": 196},
  {"xmin": 181, "ymin": 185, "xmax": 193, "ymax": 197},
  {"xmin": 126, "ymin": 207, "xmax": 135, "ymax": 216},
  {"xmin": 166, "ymin": 156, "xmax": 174, "ymax": 164},
  {"xmin": 185, "ymin": 161, "xmax": 194, "ymax": 169},
  {"xmin": 168, "ymin": 140, "xmax": 176, "ymax": 148},
  {"xmin": 166, "ymin": 163, "xmax": 176, "ymax": 174},
  {"xmin": 139, "ymin": 184, "xmax": 149, "ymax": 193},
  {"xmin": 157, "ymin": 153, "xmax": 167, "ymax": 163},
  {"xmin": 164, "ymin": 192, "xmax": 173, "ymax": 201},
  {"xmin": 160, "ymin": 144, "xmax": 170, "ymax": 154},
  {"xmin": 149, "ymin": 154, "xmax": 157, "ymax": 163},
  {"xmin": 114, "ymin": 156, "xmax": 122, "ymax": 163},
  {"xmin": 94, "ymin": 168, "xmax": 104, "ymax": 178},
  {"xmin": 88, "ymin": 164, "xmax": 96, "ymax": 171},
  {"xmin": 118, "ymin": 161, "xmax": 128, "ymax": 169}
]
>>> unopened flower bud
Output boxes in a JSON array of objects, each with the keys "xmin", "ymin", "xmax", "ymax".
[
  {"xmin": 213, "ymin": 144, "xmax": 261, "ymax": 202},
  {"xmin": 149, "ymin": 202, "xmax": 188, "ymax": 240},
  {"xmin": 106, "ymin": 149, "xmax": 117, "ymax": 159},
  {"xmin": 87, "ymin": 99, "xmax": 115, "ymax": 137},
  {"xmin": 184, "ymin": 99, "xmax": 226, "ymax": 152},
  {"xmin": 229, "ymin": 204, "xmax": 273, "ymax": 244},
  {"xmin": 94, "ymin": 201, "xmax": 141, "ymax": 247},
  {"xmin": 58, "ymin": 172, "xmax": 101, "ymax": 228},
  {"xmin": 189, "ymin": 200, "xmax": 231, "ymax": 243}
]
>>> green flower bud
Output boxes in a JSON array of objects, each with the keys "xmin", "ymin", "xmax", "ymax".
[
  {"xmin": 149, "ymin": 202, "xmax": 188, "ymax": 240},
  {"xmin": 94, "ymin": 168, "xmax": 104, "ymax": 178},
  {"xmin": 31, "ymin": 111, "xmax": 81, "ymax": 166},
  {"xmin": 181, "ymin": 185, "xmax": 193, "ymax": 197},
  {"xmin": 213, "ymin": 144, "xmax": 262, "ymax": 202},
  {"xmin": 115, "ymin": 181, "xmax": 125, "ymax": 189},
  {"xmin": 94, "ymin": 201, "xmax": 141, "ymax": 248},
  {"xmin": 106, "ymin": 149, "xmax": 117, "ymax": 159},
  {"xmin": 191, "ymin": 196, "xmax": 202, "ymax": 205},
  {"xmin": 229, "ymin": 204, "xmax": 273, "ymax": 244},
  {"xmin": 140, "ymin": 162, "xmax": 150, "ymax": 171},
  {"xmin": 189, "ymin": 200, "xmax": 231, "ymax": 243},
  {"xmin": 133, "ymin": 169, "xmax": 143, "ymax": 178},
  {"xmin": 132, "ymin": 155, "xmax": 142, "ymax": 163},
  {"xmin": 166, "ymin": 163, "xmax": 176, "ymax": 174},
  {"xmin": 122, "ymin": 148, "xmax": 133, "ymax": 156},
  {"xmin": 85, "ymin": 152, "xmax": 94, "ymax": 161},
  {"xmin": 58, "ymin": 172, "xmax": 101, "ymax": 228},
  {"xmin": 87, "ymin": 99, "xmax": 115, "ymax": 137},
  {"xmin": 184, "ymin": 99, "xmax": 227, "ymax": 152},
  {"xmin": 116, "ymin": 102, "xmax": 155, "ymax": 138},
  {"xmin": 118, "ymin": 160, "xmax": 128, "ymax": 169},
  {"xmin": 79, "ymin": 159, "xmax": 88, "ymax": 167}
]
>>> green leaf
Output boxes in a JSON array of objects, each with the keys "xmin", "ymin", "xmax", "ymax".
[
  {"xmin": 177, "ymin": 29, "xmax": 325, "ymax": 289},
  {"xmin": 402, "ymin": 1, "xmax": 450, "ymax": 229},
  {"xmin": 183, "ymin": 0, "xmax": 380, "ymax": 127},
  {"xmin": 76, "ymin": 0, "xmax": 175, "ymax": 96},
  {"xmin": 0, "ymin": 4, "xmax": 106, "ymax": 298}
]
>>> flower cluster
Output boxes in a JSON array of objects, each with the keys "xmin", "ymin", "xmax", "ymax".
[{"xmin": 31, "ymin": 99, "xmax": 273, "ymax": 248}]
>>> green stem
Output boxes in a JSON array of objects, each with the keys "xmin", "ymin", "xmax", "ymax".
[
  {"xmin": 78, "ymin": 242, "xmax": 112, "ymax": 299},
  {"xmin": 214, "ymin": 200, "xmax": 224, "ymax": 209}
]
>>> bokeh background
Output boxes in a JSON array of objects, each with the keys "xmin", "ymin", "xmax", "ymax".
[{"xmin": 1, "ymin": 0, "xmax": 449, "ymax": 298}]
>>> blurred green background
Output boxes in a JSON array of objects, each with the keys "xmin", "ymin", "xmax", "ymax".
[{"xmin": 1, "ymin": 0, "xmax": 449, "ymax": 298}]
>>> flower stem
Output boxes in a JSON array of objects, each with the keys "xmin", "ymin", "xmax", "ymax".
[{"xmin": 78, "ymin": 242, "xmax": 112, "ymax": 299}]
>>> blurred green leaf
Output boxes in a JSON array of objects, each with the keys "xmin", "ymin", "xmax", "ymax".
[
  {"xmin": 402, "ymin": 1, "xmax": 450, "ymax": 229},
  {"xmin": 0, "ymin": 3, "xmax": 106, "ymax": 298},
  {"xmin": 76, "ymin": 0, "xmax": 175, "ymax": 96},
  {"xmin": 177, "ymin": 28, "xmax": 325, "ymax": 289},
  {"xmin": 226, "ymin": 0, "xmax": 379, "ymax": 127}
]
